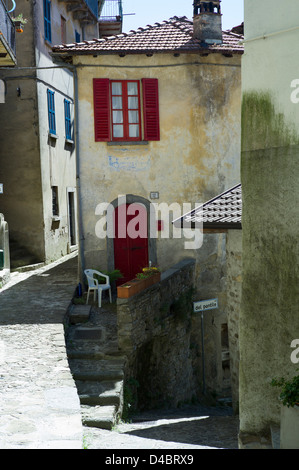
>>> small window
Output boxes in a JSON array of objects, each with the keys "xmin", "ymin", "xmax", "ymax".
[
  {"xmin": 64, "ymin": 99, "xmax": 72, "ymax": 140},
  {"xmin": 52, "ymin": 186, "xmax": 59, "ymax": 216},
  {"xmin": 43, "ymin": 0, "xmax": 52, "ymax": 42},
  {"xmin": 47, "ymin": 89, "xmax": 56, "ymax": 135},
  {"xmin": 111, "ymin": 80, "xmax": 141, "ymax": 141}
]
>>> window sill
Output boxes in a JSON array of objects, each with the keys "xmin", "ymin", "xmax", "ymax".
[
  {"xmin": 107, "ymin": 141, "xmax": 149, "ymax": 146},
  {"xmin": 52, "ymin": 215, "xmax": 61, "ymax": 222},
  {"xmin": 65, "ymin": 138, "xmax": 74, "ymax": 145},
  {"xmin": 48, "ymin": 132, "xmax": 58, "ymax": 140}
]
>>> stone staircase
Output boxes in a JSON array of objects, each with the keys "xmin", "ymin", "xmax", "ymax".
[{"xmin": 65, "ymin": 304, "xmax": 125, "ymax": 430}]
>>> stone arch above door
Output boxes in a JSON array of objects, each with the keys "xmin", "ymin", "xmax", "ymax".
[{"xmin": 107, "ymin": 194, "xmax": 157, "ymax": 278}]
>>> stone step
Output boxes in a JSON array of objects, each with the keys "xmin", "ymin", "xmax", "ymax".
[
  {"xmin": 76, "ymin": 379, "xmax": 123, "ymax": 406},
  {"xmin": 68, "ymin": 304, "xmax": 91, "ymax": 324},
  {"xmin": 81, "ymin": 405, "xmax": 118, "ymax": 430},
  {"xmin": 67, "ymin": 341, "xmax": 121, "ymax": 358},
  {"xmin": 67, "ymin": 346, "xmax": 125, "ymax": 361},
  {"xmin": 69, "ymin": 358, "xmax": 124, "ymax": 382}
]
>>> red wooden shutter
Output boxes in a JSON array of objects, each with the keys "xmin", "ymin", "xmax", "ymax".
[
  {"xmin": 142, "ymin": 78, "xmax": 160, "ymax": 141},
  {"xmin": 93, "ymin": 78, "xmax": 110, "ymax": 141}
]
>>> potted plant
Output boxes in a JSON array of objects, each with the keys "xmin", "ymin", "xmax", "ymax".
[
  {"xmin": 271, "ymin": 373, "xmax": 299, "ymax": 448},
  {"xmin": 117, "ymin": 266, "xmax": 161, "ymax": 298},
  {"xmin": 12, "ymin": 14, "xmax": 27, "ymax": 33}
]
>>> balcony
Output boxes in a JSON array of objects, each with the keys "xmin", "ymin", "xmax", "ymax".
[
  {"xmin": 99, "ymin": 0, "xmax": 123, "ymax": 37},
  {"xmin": 63, "ymin": 0, "xmax": 105, "ymax": 25},
  {"xmin": 0, "ymin": 0, "xmax": 16, "ymax": 66}
]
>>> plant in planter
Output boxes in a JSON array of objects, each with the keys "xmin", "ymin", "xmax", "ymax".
[
  {"xmin": 271, "ymin": 372, "xmax": 299, "ymax": 449},
  {"xmin": 94, "ymin": 268, "xmax": 123, "ymax": 284},
  {"xmin": 271, "ymin": 373, "xmax": 299, "ymax": 407},
  {"xmin": 117, "ymin": 266, "xmax": 161, "ymax": 298},
  {"xmin": 12, "ymin": 14, "xmax": 27, "ymax": 33}
]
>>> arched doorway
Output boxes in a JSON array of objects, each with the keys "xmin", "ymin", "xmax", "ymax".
[{"xmin": 113, "ymin": 202, "xmax": 149, "ymax": 284}]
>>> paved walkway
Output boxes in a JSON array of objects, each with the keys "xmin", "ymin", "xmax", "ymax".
[
  {"xmin": 0, "ymin": 252, "xmax": 83, "ymax": 449},
  {"xmin": 83, "ymin": 405, "xmax": 239, "ymax": 450},
  {"xmin": 0, "ymin": 253, "xmax": 240, "ymax": 450}
]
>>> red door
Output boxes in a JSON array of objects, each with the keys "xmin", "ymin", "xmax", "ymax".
[{"xmin": 114, "ymin": 203, "xmax": 149, "ymax": 284}]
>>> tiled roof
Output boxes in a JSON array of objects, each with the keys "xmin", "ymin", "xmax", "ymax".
[
  {"xmin": 52, "ymin": 16, "xmax": 244, "ymax": 57},
  {"xmin": 173, "ymin": 183, "xmax": 242, "ymax": 230}
]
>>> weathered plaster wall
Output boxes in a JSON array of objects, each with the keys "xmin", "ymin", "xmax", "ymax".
[
  {"xmin": 75, "ymin": 52, "xmax": 241, "ymax": 271},
  {"xmin": 240, "ymin": 0, "xmax": 299, "ymax": 441},
  {"xmin": 76, "ymin": 51, "xmax": 241, "ymax": 395}
]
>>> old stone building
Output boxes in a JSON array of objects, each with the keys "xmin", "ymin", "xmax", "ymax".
[
  {"xmin": 52, "ymin": 2, "xmax": 243, "ymax": 400},
  {"xmin": 0, "ymin": 0, "xmax": 105, "ymax": 269}
]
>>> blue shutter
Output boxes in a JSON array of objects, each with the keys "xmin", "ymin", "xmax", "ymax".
[
  {"xmin": 64, "ymin": 99, "xmax": 72, "ymax": 140},
  {"xmin": 47, "ymin": 89, "xmax": 56, "ymax": 135},
  {"xmin": 44, "ymin": 0, "xmax": 52, "ymax": 42},
  {"xmin": 75, "ymin": 30, "xmax": 81, "ymax": 43}
]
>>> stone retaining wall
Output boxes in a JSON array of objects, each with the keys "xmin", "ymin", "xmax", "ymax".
[{"xmin": 117, "ymin": 258, "xmax": 199, "ymax": 410}]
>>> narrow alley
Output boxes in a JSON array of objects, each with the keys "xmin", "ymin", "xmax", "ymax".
[{"xmin": 0, "ymin": 253, "xmax": 239, "ymax": 450}]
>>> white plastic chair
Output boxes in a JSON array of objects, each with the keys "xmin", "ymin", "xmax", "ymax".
[{"xmin": 84, "ymin": 269, "xmax": 112, "ymax": 308}]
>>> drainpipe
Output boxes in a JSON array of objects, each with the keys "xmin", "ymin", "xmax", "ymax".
[{"xmin": 73, "ymin": 66, "xmax": 85, "ymax": 286}]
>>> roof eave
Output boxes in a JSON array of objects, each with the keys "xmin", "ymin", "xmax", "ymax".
[{"xmin": 51, "ymin": 45, "xmax": 244, "ymax": 59}]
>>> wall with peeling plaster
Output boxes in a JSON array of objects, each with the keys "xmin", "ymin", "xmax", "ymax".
[{"xmin": 76, "ymin": 50, "xmax": 242, "ymax": 395}]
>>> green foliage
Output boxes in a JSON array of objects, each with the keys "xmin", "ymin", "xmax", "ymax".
[
  {"xmin": 12, "ymin": 13, "xmax": 28, "ymax": 24},
  {"xmin": 136, "ymin": 266, "xmax": 160, "ymax": 280},
  {"xmin": 94, "ymin": 269, "xmax": 123, "ymax": 284},
  {"xmin": 122, "ymin": 377, "xmax": 140, "ymax": 422},
  {"xmin": 170, "ymin": 287, "xmax": 195, "ymax": 322},
  {"xmin": 271, "ymin": 373, "xmax": 299, "ymax": 408}
]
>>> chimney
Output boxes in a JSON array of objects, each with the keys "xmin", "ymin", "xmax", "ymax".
[{"xmin": 193, "ymin": 1, "xmax": 223, "ymax": 45}]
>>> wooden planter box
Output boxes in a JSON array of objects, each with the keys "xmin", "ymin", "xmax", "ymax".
[{"xmin": 117, "ymin": 272, "xmax": 161, "ymax": 298}]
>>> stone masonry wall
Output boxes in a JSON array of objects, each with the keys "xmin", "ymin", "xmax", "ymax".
[
  {"xmin": 226, "ymin": 230, "xmax": 242, "ymax": 414},
  {"xmin": 117, "ymin": 258, "xmax": 199, "ymax": 410}
]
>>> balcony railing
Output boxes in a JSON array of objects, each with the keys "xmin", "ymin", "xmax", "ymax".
[
  {"xmin": 99, "ymin": 0, "xmax": 123, "ymax": 22},
  {"xmin": 0, "ymin": 0, "xmax": 16, "ymax": 56}
]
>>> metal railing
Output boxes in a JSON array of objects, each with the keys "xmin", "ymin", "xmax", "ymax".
[
  {"xmin": 0, "ymin": 0, "xmax": 16, "ymax": 56},
  {"xmin": 99, "ymin": 0, "xmax": 123, "ymax": 22}
]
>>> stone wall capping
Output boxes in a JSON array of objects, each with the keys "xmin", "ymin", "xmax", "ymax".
[{"xmin": 161, "ymin": 258, "xmax": 196, "ymax": 282}]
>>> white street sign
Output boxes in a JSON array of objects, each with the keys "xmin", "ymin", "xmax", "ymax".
[{"xmin": 193, "ymin": 298, "xmax": 218, "ymax": 313}]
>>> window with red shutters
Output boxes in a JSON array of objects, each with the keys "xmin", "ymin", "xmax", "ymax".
[{"xmin": 93, "ymin": 78, "xmax": 160, "ymax": 142}]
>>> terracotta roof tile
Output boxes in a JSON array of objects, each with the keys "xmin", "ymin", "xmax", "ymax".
[{"xmin": 52, "ymin": 17, "xmax": 244, "ymax": 56}]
